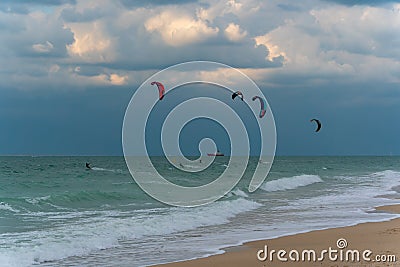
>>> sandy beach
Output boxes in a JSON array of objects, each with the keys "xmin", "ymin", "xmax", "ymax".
[{"xmin": 155, "ymin": 204, "xmax": 400, "ymax": 267}]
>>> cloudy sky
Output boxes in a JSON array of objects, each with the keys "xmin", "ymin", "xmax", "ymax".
[{"xmin": 0, "ymin": 0, "xmax": 399, "ymax": 156}]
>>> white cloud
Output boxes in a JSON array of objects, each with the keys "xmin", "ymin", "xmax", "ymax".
[
  {"xmin": 32, "ymin": 41, "xmax": 54, "ymax": 53},
  {"xmin": 198, "ymin": 67, "xmax": 244, "ymax": 86},
  {"xmin": 310, "ymin": 5, "xmax": 400, "ymax": 58},
  {"xmin": 224, "ymin": 23, "xmax": 247, "ymax": 42},
  {"xmin": 66, "ymin": 21, "xmax": 116, "ymax": 62},
  {"xmin": 1, "ymin": 0, "xmax": 399, "ymax": 91},
  {"xmin": 144, "ymin": 10, "xmax": 219, "ymax": 46},
  {"xmin": 254, "ymin": 32, "xmax": 287, "ymax": 62},
  {"xmin": 109, "ymin": 73, "xmax": 128, "ymax": 85},
  {"xmin": 65, "ymin": 70, "xmax": 130, "ymax": 87},
  {"xmin": 49, "ymin": 64, "xmax": 60, "ymax": 73},
  {"xmin": 196, "ymin": 0, "xmax": 260, "ymax": 22},
  {"xmin": 252, "ymin": 3, "xmax": 400, "ymax": 84}
]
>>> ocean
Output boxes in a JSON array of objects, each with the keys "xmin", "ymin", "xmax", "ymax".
[{"xmin": 1, "ymin": 156, "xmax": 400, "ymax": 266}]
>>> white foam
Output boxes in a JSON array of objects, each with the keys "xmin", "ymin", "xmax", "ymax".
[
  {"xmin": 179, "ymin": 164, "xmax": 203, "ymax": 169},
  {"xmin": 334, "ymin": 170, "xmax": 400, "ymax": 193},
  {"xmin": 0, "ymin": 202, "xmax": 19, "ymax": 213},
  {"xmin": 272, "ymin": 170, "xmax": 400, "ymax": 232},
  {"xmin": 369, "ymin": 170, "xmax": 400, "ymax": 189},
  {"xmin": 0, "ymin": 198, "xmax": 260, "ymax": 266},
  {"xmin": 25, "ymin": 195, "xmax": 50, "ymax": 205},
  {"xmin": 91, "ymin": 167, "xmax": 124, "ymax": 173},
  {"xmin": 226, "ymin": 189, "xmax": 249, "ymax": 198},
  {"xmin": 260, "ymin": 174, "xmax": 323, "ymax": 192}
]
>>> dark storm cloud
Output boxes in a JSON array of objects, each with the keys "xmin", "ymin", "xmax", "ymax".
[
  {"xmin": 61, "ymin": 6, "xmax": 107, "ymax": 22},
  {"xmin": 0, "ymin": 0, "xmax": 75, "ymax": 16},
  {"xmin": 267, "ymin": 80, "xmax": 400, "ymax": 155},
  {"xmin": 277, "ymin": 3, "xmax": 303, "ymax": 11},
  {"xmin": 0, "ymin": 4, "xmax": 30, "ymax": 14},
  {"xmin": 110, "ymin": 37, "xmax": 283, "ymax": 71},
  {"xmin": 0, "ymin": 85, "xmax": 132, "ymax": 155},
  {"xmin": 1, "ymin": 0, "xmax": 399, "ymax": 156},
  {"xmin": 2, "ymin": 28, "xmax": 74, "ymax": 59}
]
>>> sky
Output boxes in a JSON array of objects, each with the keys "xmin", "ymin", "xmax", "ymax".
[{"xmin": 0, "ymin": 0, "xmax": 399, "ymax": 156}]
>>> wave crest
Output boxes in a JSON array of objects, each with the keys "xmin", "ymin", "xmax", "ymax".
[{"xmin": 261, "ymin": 174, "xmax": 323, "ymax": 192}]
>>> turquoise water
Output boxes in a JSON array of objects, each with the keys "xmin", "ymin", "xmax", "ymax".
[{"xmin": 1, "ymin": 156, "xmax": 400, "ymax": 266}]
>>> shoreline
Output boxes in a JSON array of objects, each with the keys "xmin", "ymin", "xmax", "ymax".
[{"xmin": 153, "ymin": 204, "xmax": 400, "ymax": 267}]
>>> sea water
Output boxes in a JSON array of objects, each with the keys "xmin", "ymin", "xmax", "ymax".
[{"xmin": 0, "ymin": 156, "xmax": 400, "ymax": 266}]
